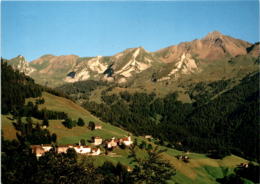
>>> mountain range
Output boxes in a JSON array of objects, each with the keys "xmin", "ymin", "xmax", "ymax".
[
  {"xmin": 3, "ymin": 31, "xmax": 259, "ymax": 183},
  {"xmin": 7, "ymin": 31, "xmax": 259, "ymax": 89}
]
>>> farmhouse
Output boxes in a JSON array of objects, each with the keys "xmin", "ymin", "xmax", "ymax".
[
  {"xmin": 74, "ymin": 145, "xmax": 91, "ymax": 154},
  {"xmin": 31, "ymin": 145, "xmax": 45, "ymax": 157},
  {"xmin": 119, "ymin": 136, "xmax": 133, "ymax": 146},
  {"xmin": 93, "ymin": 136, "xmax": 103, "ymax": 145},
  {"xmin": 91, "ymin": 148, "xmax": 101, "ymax": 155},
  {"xmin": 107, "ymin": 137, "xmax": 118, "ymax": 148},
  {"xmin": 95, "ymin": 124, "xmax": 102, "ymax": 130},
  {"xmin": 41, "ymin": 144, "xmax": 52, "ymax": 152},
  {"xmin": 57, "ymin": 146, "xmax": 69, "ymax": 153}
]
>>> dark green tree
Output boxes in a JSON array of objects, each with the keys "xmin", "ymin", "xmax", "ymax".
[
  {"xmin": 88, "ymin": 121, "xmax": 95, "ymax": 130},
  {"xmin": 62, "ymin": 118, "xmax": 73, "ymax": 129},
  {"xmin": 77, "ymin": 118, "xmax": 85, "ymax": 127},
  {"xmin": 80, "ymin": 139, "xmax": 86, "ymax": 146}
]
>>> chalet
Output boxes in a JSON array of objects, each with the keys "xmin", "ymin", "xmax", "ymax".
[
  {"xmin": 31, "ymin": 145, "xmax": 45, "ymax": 158},
  {"xmin": 93, "ymin": 136, "xmax": 103, "ymax": 146},
  {"xmin": 107, "ymin": 137, "xmax": 118, "ymax": 148},
  {"xmin": 91, "ymin": 148, "xmax": 101, "ymax": 155},
  {"xmin": 74, "ymin": 145, "xmax": 91, "ymax": 154},
  {"xmin": 41, "ymin": 144, "xmax": 52, "ymax": 152},
  {"xmin": 95, "ymin": 124, "xmax": 102, "ymax": 130},
  {"xmin": 119, "ymin": 136, "xmax": 133, "ymax": 146},
  {"xmin": 57, "ymin": 146, "xmax": 69, "ymax": 153}
]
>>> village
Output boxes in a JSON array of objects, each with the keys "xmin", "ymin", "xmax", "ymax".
[{"xmin": 31, "ymin": 123, "xmax": 134, "ymax": 158}]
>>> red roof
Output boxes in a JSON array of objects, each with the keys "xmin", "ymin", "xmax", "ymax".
[
  {"xmin": 92, "ymin": 148, "xmax": 99, "ymax": 151},
  {"xmin": 122, "ymin": 137, "xmax": 130, "ymax": 141}
]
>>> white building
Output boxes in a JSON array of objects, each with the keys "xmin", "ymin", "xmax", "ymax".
[
  {"xmin": 91, "ymin": 148, "xmax": 101, "ymax": 155},
  {"xmin": 107, "ymin": 137, "xmax": 118, "ymax": 148},
  {"xmin": 74, "ymin": 145, "xmax": 92, "ymax": 154},
  {"xmin": 41, "ymin": 144, "xmax": 52, "ymax": 152},
  {"xmin": 93, "ymin": 136, "xmax": 103, "ymax": 146},
  {"xmin": 120, "ymin": 136, "xmax": 133, "ymax": 146}
]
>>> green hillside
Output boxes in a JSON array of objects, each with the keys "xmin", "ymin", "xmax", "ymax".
[{"xmin": 1, "ymin": 92, "xmax": 251, "ymax": 184}]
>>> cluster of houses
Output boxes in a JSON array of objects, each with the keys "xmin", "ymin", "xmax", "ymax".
[
  {"xmin": 31, "ymin": 144, "xmax": 101, "ymax": 158},
  {"xmin": 105, "ymin": 136, "xmax": 133, "ymax": 148},
  {"xmin": 92, "ymin": 135, "xmax": 133, "ymax": 148},
  {"xmin": 31, "ymin": 135, "xmax": 133, "ymax": 158}
]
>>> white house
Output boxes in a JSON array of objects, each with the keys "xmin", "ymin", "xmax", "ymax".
[
  {"xmin": 41, "ymin": 144, "xmax": 52, "ymax": 152},
  {"xmin": 31, "ymin": 145, "xmax": 45, "ymax": 158},
  {"xmin": 74, "ymin": 145, "xmax": 91, "ymax": 154},
  {"xmin": 93, "ymin": 136, "xmax": 103, "ymax": 146},
  {"xmin": 95, "ymin": 124, "xmax": 102, "ymax": 130},
  {"xmin": 57, "ymin": 146, "xmax": 69, "ymax": 153},
  {"xmin": 91, "ymin": 148, "xmax": 101, "ymax": 155},
  {"xmin": 120, "ymin": 136, "xmax": 133, "ymax": 146},
  {"xmin": 107, "ymin": 137, "xmax": 118, "ymax": 148}
]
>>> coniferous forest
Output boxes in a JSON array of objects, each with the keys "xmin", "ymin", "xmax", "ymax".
[{"xmin": 82, "ymin": 72, "xmax": 259, "ymax": 161}]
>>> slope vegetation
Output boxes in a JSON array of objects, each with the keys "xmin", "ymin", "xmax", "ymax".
[{"xmin": 1, "ymin": 91, "xmax": 251, "ymax": 184}]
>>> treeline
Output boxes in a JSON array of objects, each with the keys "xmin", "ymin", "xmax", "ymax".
[
  {"xmin": 56, "ymin": 80, "xmax": 107, "ymax": 100},
  {"xmin": 14, "ymin": 101, "xmax": 68, "ymax": 120},
  {"xmin": 43, "ymin": 86, "xmax": 74, "ymax": 102},
  {"xmin": 83, "ymin": 72, "xmax": 259, "ymax": 161},
  {"xmin": 1, "ymin": 60, "xmax": 74, "ymax": 114},
  {"xmin": 1, "ymin": 61, "xmax": 42, "ymax": 114}
]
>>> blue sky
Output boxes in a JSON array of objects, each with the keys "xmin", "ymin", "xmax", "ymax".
[{"xmin": 1, "ymin": 1, "xmax": 259, "ymax": 61}]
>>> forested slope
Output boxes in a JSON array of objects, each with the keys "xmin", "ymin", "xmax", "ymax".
[{"xmin": 82, "ymin": 72, "xmax": 259, "ymax": 161}]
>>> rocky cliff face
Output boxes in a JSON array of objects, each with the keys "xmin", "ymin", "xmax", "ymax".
[{"xmin": 8, "ymin": 55, "xmax": 36, "ymax": 75}]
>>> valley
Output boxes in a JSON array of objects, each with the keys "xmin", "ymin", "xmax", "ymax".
[{"xmin": 2, "ymin": 31, "xmax": 259, "ymax": 184}]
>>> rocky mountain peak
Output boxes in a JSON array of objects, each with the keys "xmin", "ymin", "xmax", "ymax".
[
  {"xmin": 9, "ymin": 55, "xmax": 36, "ymax": 75},
  {"xmin": 203, "ymin": 31, "xmax": 224, "ymax": 41}
]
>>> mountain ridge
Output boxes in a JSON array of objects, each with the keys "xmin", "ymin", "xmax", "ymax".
[{"xmin": 7, "ymin": 31, "xmax": 259, "ymax": 87}]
